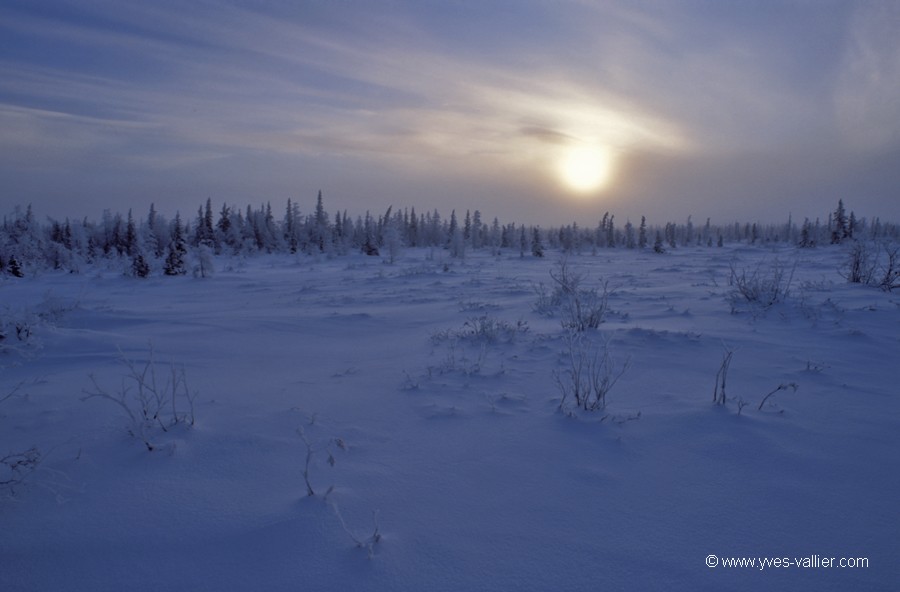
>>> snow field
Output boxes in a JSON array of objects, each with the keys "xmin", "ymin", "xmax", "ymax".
[{"xmin": 1, "ymin": 245, "xmax": 898, "ymax": 591}]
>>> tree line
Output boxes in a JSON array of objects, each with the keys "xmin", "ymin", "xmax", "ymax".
[{"xmin": 1, "ymin": 194, "xmax": 896, "ymax": 278}]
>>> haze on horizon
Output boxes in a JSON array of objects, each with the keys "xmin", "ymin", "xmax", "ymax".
[{"xmin": 1, "ymin": 0, "xmax": 899, "ymax": 226}]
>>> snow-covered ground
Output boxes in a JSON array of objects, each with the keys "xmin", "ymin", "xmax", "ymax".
[{"xmin": 2, "ymin": 245, "xmax": 898, "ymax": 591}]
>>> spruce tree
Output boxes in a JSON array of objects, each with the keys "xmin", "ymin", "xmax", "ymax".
[
  {"xmin": 447, "ymin": 210, "xmax": 458, "ymax": 248},
  {"xmin": 624, "ymin": 220, "xmax": 635, "ymax": 249},
  {"xmin": 164, "ymin": 214, "xmax": 188, "ymax": 276},
  {"xmin": 408, "ymin": 207, "xmax": 419, "ymax": 247},
  {"xmin": 799, "ymin": 219, "xmax": 813, "ymax": 248},
  {"xmin": 362, "ymin": 211, "xmax": 379, "ymax": 256},
  {"xmin": 831, "ymin": 199, "xmax": 847, "ymax": 244},
  {"xmin": 147, "ymin": 203, "xmax": 165, "ymax": 257},
  {"xmin": 131, "ymin": 252, "xmax": 151, "ymax": 278},
  {"xmin": 8, "ymin": 256, "xmax": 24, "ymax": 277},
  {"xmin": 314, "ymin": 190, "xmax": 329, "ymax": 252},
  {"xmin": 653, "ymin": 231, "xmax": 666, "ymax": 254},
  {"xmin": 203, "ymin": 198, "xmax": 215, "ymax": 247},
  {"xmin": 125, "ymin": 209, "xmax": 137, "ymax": 257},
  {"xmin": 531, "ymin": 227, "xmax": 544, "ymax": 257}
]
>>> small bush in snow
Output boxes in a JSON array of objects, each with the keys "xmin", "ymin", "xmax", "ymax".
[
  {"xmin": 1, "ymin": 447, "xmax": 42, "ymax": 496},
  {"xmin": 531, "ymin": 281, "xmax": 560, "ymax": 315},
  {"xmin": 555, "ymin": 331, "xmax": 629, "ymax": 414},
  {"xmin": 1, "ymin": 383, "xmax": 42, "ymax": 496},
  {"xmin": 2, "ymin": 297, "xmax": 81, "ymax": 357},
  {"xmin": 840, "ymin": 240, "xmax": 899, "ymax": 291},
  {"xmin": 429, "ymin": 341, "xmax": 489, "ymax": 377},
  {"xmin": 536, "ymin": 259, "xmax": 613, "ymax": 330},
  {"xmin": 726, "ymin": 259, "xmax": 795, "ymax": 312},
  {"xmin": 0, "ymin": 317, "xmax": 34, "ymax": 351},
  {"xmin": 431, "ymin": 315, "xmax": 528, "ymax": 345},
  {"xmin": 81, "ymin": 347, "xmax": 197, "ymax": 451},
  {"xmin": 0, "ymin": 309, "xmax": 42, "ymax": 358},
  {"xmin": 561, "ymin": 284, "xmax": 611, "ymax": 331}
]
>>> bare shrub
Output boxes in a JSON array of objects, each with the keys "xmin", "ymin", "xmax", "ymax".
[
  {"xmin": 549, "ymin": 258, "xmax": 583, "ymax": 297},
  {"xmin": 561, "ymin": 282, "xmax": 612, "ymax": 331},
  {"xmin": 81, "ymin": 347, "xmax": 197, "ymax": 451},
  {"xmin": 1, "ymin": 447, "xmax": 42, "ymax": 494},
  {"xmin": 880, "ymin": 246, "xmax": 900, "ymax": 291},
  {"xmin": 429, "ymin": 340, "xmax": 488, "ymax": 377},
  {"xmin": 297, "ymin": 426, "xmax": 345, "ymax": 498},
  {"xmin": 2, "ymin": 296, "xmax": 80, "ymax": 357},
  {"xmin": 712, "ymin": 347, "xmax": 734, "ymax": 405},
  {"xmin": 711, "ymin": 349, "xmax": 800, "ymax": 413},
  {"xmin": 758, "ymin": 382, "xmax": 799, "ymax": 411},
  {"xmin": 1, "ymin": 383, "xmax": 41, "ymax": 496},
  {"xmin": 727, "ymin": 259, "xmax": 795, "ymax": 312},
  {"xmin": 432, "ymin": 315, "xmax": 528, "ymax": 345},
  {"xmin": 295, "ymin": 417, "xmax": 379, "ymax": 557},
  {"xmin": 555, "ymin": 331, "xmax": 629, "ymax": 413},
  {"xmin": 331, "ymin": 504, "xmax": 382, "ymax": 559},
  {"xmin": 531, "ymin": 281, "xmax": 561, "ymax": 316},
  {"xmin": 0, "ymin": 309, "xmax": 40, "ymax": 357},
  {"xmin": 535, "ymin": 259, "xmax": 613, "ymax": 330},
  {"xmin": 0, "ymin": 381, "xmax": 23, "ymax": 405},
  {"xmin": 840, "ymin": 241, "xmax": 899, "ymax": 291}
]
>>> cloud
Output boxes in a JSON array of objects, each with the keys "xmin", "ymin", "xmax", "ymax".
[
  {"xmin": 835, "ymin": 1, "xmax": 900, "ymax": 151},
  {"xmin": 1, "ymin": 1, "xmax": 690, "ymax": 170},
  {"xmin": 519, "ymin": 126, "xmax": 573, "ymax": 145}
]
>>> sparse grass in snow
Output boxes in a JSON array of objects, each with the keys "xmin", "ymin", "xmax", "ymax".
[{"xmin": 430, "ymin": 315, "xmax": 529, "ymax": 345}]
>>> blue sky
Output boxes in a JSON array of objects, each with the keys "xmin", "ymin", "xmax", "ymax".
[{"xmin": 2, "ymin": 0, "xmax": 899, "ymax": 225}]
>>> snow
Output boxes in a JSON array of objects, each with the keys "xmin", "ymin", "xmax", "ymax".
[{"xmin": 2, "ymin": 245, "xmax": 898, "ymax": 591}]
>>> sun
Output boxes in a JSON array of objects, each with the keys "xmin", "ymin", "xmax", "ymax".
[{"xmin": 558, "ymin": 144, "xmax": 614, "ymax": 194}]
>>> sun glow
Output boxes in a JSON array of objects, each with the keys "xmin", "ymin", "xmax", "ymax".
[{"xmin": 558, "ymin": 144, "xmax": 614, "ymax": 194}]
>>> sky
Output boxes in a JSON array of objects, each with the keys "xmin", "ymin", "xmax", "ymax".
[{"xmin": 1, "ymin": 0, "xmax": 899, "ymax": 227}]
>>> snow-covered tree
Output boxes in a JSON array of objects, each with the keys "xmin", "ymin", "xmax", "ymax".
[
  {"xmin": 382, "ymin": 211, "xmax": 402, "ymax": 264},
  {"xmin": 304, "ymin": 190, "xmax": 331, "ymax": 253},
  {"xmin": 624, "ymin": 220, "xmax": 636, "ymax": 249},
  {"xmin": 164, "ymin": 214, "xmax": 188, "ymax": 276},
  {"xmin": 193, "ymin": 245, "xmax": 214, "ymax": 278},
  {"xmin": 531, "ymin": 227, "xmax": 544, "ymax": 257},
  {"xmin": 831, "ymin": 199, "xmax": 848, "ymax": 244},
  {"xmin": 653, "ymin": 231, "xmax": 665, "ymax": 254}
]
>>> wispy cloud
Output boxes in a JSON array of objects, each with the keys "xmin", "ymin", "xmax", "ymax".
[
  {"xmin": 1, "ymin": 0, "xmax": 898, "ymax": 222},
  {"xmin": 1, "ymin": 1, "xmax": 688, "ymax": 172},
  {"xmin": 835, "ymin": 1, "xmax": 900, "ymax": 151}
]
